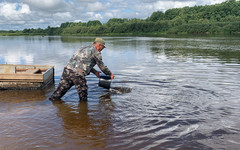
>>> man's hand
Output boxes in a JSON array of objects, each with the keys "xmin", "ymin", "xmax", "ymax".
[
  {"xmin": 110, "ymin": 73, "xmax": 114, "ymax": 79},
  {"xmin": 95, "ymin": 71, "xmax": 101, "ymax": 78}
]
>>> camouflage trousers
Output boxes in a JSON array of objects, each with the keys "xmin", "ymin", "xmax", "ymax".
[{"xmin": 50, "ymin": 67, "xmax": 88, "ymax": 101}]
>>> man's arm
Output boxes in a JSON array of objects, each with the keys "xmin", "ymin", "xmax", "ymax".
[
  {"xmin": 90, "ymin": 68, "xmax": 101, "ymax": 78},
  {"xmin": 94, "ymin": 53, "xmax": 114, "ymax": 79}
]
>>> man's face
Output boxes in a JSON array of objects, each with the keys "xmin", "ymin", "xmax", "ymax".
[{"xmin": 99, "ymin": 43, "xmax": 105, "ymax": 51}]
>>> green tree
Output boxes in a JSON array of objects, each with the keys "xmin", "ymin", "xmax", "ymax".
[
  {"xmin": 46, "ymin": 26, "xmax": 54, "ymax": 35},
  {"xmin": 106, "ymin": 18, "xmax": 128, "ymax": 25},
  {"xmin": 165, "ymin": 8, "xmax": 181, "ymax": 20},
  {"xmin": 147, "ymin": 11, "xmax": 165, "ymax": 22},
  {"xmin": 87, "ymin": 20, "xmax": 102, "ymax": 26}
]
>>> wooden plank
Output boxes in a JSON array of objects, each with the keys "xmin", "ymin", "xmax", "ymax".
[
  {"xmin": 44, "ymin": 72, "xmax": 54, "ymax": 84},
  {"xmin": 0, "ymin": 65, "xmax": 16, "ymax": 74},
  {"xmin": 43, "ymin": 67, "xmax": 54, "ymax": 82},
  {"xmin": 0, "ymin": 74, "xmax": 43, "ymax": 82},
  {"xmin": 20, "ymin": 69, "xmax": 40, "ymax": 74},
  {"xmin": 13, "ymin": 64, "xmax": 54, "ymax": 70},
  {"xmin": 0, "ymin": 79, "xmax": 43, "ymax": 82},
  {"xmin": 0, "ymin": 81, "xmax": 42, "ymax": 90},
  {"xmin": 15, "ymin": 65, "xmax": 34, "ymax": 70}
]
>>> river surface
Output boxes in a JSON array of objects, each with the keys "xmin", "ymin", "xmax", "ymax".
[{"xmin": 0, "ymin": 36, "xmax": 240, "ymax": 150}]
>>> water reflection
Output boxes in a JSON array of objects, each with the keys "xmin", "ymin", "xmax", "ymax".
[
  {"xmin": 0, "ymin": 36, "xmax": 239, "ymax": 66},
  {"xmin": 48, "ymin": 86, "xmax": 131, "ymax": 149},
  {"xmin": 149, "ymin": 37, "xmax": 240, "ymax": 64},
  {"xmin": 52, "ymin": 100, "xmax": 112, "ymax": 149},
  {"xmin": 0, "ymin": 88, "xmax": 51, "ymax": 102},
  {"xmin": 60, "ymin": 36, "xmax": 95, "ymax": 43}
]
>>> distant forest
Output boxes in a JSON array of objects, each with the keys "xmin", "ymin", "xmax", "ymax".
[{"xmin": 2, "ymin": 0, "xmax": 240, "ymax": 35}]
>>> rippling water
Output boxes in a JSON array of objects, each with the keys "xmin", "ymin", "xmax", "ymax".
[{"xmin": 0, "ymin": 36, "xmax": 240, "ymax": 149}]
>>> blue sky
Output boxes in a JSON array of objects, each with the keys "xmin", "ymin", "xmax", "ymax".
[{"xmin": 0, "ymin": 0, "xmax": 227, "ymax": 30}]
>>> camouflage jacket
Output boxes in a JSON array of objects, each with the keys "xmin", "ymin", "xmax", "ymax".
[{"xmin": 65, "ymin": 45, "xmax": 112, "ymax": 76}]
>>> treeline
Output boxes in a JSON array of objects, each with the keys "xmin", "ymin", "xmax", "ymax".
[{"xmin": 11, "ymin": 0, "xmax": 240, "ymax": 35}]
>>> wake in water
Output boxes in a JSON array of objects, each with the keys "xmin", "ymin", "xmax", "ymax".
[
  {"xmin": 109, "ymin": 87, "xmax": 132, "ymax": 94},
  {"xmin": 98, "ymin": 87, "xmax": 132, "ymax": 111},
  {"xmin": 100, "ymin": 87, "xmax": 131, "ymax": 100}
]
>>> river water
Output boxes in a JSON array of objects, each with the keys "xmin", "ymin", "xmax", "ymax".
[{"xmin": 0, "ymin": 36, "xmax": 240, "ymax": 150}]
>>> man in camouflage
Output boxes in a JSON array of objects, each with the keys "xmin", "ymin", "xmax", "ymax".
[{"xmin": 50, "ymin": 38, "xmax": 114, "ymax": 101}]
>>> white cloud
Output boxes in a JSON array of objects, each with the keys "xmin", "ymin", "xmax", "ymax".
[
  {"xmin": 153, "ymin": 1, "xmax": 197, "ymax": 12},
  {"xmin": 20, "ymin": 0, "xmax": 66, "ymax": 11},
  {"xmin": 0, "ymin": 2, "xmax": 30, "ymax": 20},
  {"xmin": 195, "ymin": 0, "xmax": 226, "ymax": 5},
  {"xmin": 87, "ymin": 2, "xmax": 105, "ymax": 12},
  {"xmin": 94, "ymin": 13, "xmax": 103, "ymax": 20},
  {"xmin": 86, "ymin": 12, "xmax": 103, "ymax": 20},
  {"xmin": 105, "ymin": 12, "xmax": 114, "ymax": 18},
  {"xmin": 53, "ymin": 12, "xmax": 72, "ymax": 20},
  {"xmin": 209, "ymin": 0, "xmax": 226, "ymax": 5}
]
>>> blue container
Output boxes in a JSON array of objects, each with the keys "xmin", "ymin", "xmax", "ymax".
[{"xmin": 99, "ymin": 75, "xmax": 112, "ymax": 89}]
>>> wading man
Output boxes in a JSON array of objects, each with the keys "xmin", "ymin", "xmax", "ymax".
[{"xmin": 50, "ymin": 38, "xmax": 114, "ymax": 101}]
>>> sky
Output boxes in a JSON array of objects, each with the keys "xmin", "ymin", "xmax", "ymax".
[{"xmin": 0, "ymin": 0, "xmax": 227, "ymax": 30}]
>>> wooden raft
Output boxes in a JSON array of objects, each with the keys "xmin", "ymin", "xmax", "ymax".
[{"xmin": 0, "ymin": 64, "xmax": 54, "ymax": 90}]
